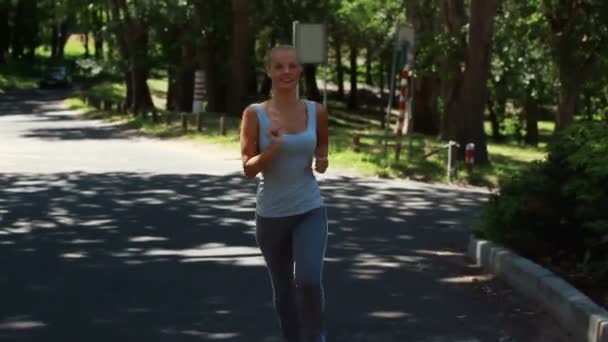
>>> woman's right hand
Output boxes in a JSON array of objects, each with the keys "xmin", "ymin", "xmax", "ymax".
[{"xmin": 267, "ymin": 118, "xmax": 283, "ymax": 146}]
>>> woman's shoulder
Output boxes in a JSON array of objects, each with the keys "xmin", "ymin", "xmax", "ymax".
[
  {"xmin": 304, "ymin": 100, "xmax": 328, "ymax": 118},
  {"xmin": 242, "ymin": 103, "xmax": 262, "ymax": 125},
  {"xmin": 243, "ymin": 102, "xmax": 264, "ymax": 116}
]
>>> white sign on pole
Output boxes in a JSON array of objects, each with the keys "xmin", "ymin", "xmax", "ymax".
[
  {"xmin": 294, "ymin": 23, "xmax": 327, "ymax": 64},
  {"xmin": 193, "ymin": 70, "xmax": 206, "ymax": 114},
  {"xmin": 398, "ymin": 24, "xmax": 415, "ymax": 49}
]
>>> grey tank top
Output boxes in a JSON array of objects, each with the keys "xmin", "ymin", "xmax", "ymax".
[{"xmin": 253, "ymin": 100, "xmax": 323, "ymax": 217}]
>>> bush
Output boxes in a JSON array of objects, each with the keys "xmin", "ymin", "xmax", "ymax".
[{"xmin": 477, "ymin": 122, "xmax": 608, "ymax": 275}]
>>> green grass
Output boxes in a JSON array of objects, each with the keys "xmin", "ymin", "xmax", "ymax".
[
  {"xmin": 148, "ymin": 78, "xmax": 168, "ymax": 109},
  {"xmin": 1, "ymin": 34, "xmax": 107, "ymax": 93},
  {"xmin": 80, "ymin": 79, "xmax": 169, "ymax": 112},
  {"xmin": 67, "ymin": 84, "xmax": 550, "ymax": 187},
  {"xmin": 0, "ymin": 62, "xmax": 40, "ymax": 92},
  {"xmin": 36, "ymin": 34, "xmax": 95, "ymax": 59}
]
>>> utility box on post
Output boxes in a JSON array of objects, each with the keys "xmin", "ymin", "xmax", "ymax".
[
  {"xmin": 292, "ymin": 21, "xmax": 328, "ymax": 105},
  {"xmin": 193, "ymin": 70, "xmax": 206, "ymax": 114}
]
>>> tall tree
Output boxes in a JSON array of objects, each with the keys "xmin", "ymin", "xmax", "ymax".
[
  {"xmin": 0, "ymin": 1, "xmax": 11, "ymax": 63},
  {"xmin": 228, "ymin": 0, "xmax": 252, "ymax": 116},
  {"xmin": 335, "ymin": 0, "xmax": 403, "ymax": 110},
  {"xmin": 443, "ymin": 0, "xmax": 498, "ymax": 164},
  {"xmin": 542, "ymin": 0, "xmax": 608, "ymax": 129},
  {"xmin": 304, "ymin": 64, "xmax": 322, "ymax": 102},
  {"xmin": 439, "ymin": 0, "xmax": 467, "ymax": 140},
  {"xmin": 192, "ymin": 0, "xmax": 232, "ymax": 113},
  {"xmin": 12, "ymin": 0, "xmax": 39, "ymax": 59},
  {"xmin": 92, "ymin": 6, "xmax": 105, "ymax": 60},
  {"xmin": 333, "ymin": 35, "xmax": 345, "ymax": 99},
  {"xmin": 407, "ymin": 1, "xmax": 442, "ymax": 135},
  {"xmin": 108, "ymin": 0, "xmax": 154, "ymax": 114}
]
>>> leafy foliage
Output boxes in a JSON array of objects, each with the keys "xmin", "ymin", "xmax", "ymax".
[{"xmin": 477, "ymin": 122, "xmax": 608, "ymax": 278}]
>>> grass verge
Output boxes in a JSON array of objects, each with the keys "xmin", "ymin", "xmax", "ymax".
[{"xmin": 66, "ymin": 88, "xmax": 549, "ymax": 187}]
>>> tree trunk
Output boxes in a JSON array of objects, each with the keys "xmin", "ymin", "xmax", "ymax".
[
  {"xmin": 412, "ymin": 76, "xmax": 440, "ymax": 135},
  {"xmin": 524, "ymin": 94, "xmax": 539, "ymax": 146},
  {"xmin": 439, "ymin": 0, "xmax": 467, "ymax": 140},
  {"xmin": 0, "ymin": 1, "xmax": 10, "ymax": 63},
  {"xmin": 247, "ymin": 40, "xmax": 258, "ymax": 99},
  {"xmin": 228, "ymin": 0, "xmax": 250, "ymax": 116},
  {"xmin": 487, "ymin": 96, "xmax": 503, "ymax": 142},
  {"xmin": 130, "ymin": 22, "xmax": 154, "ymax": 113},
  {"xmin": 176, "ymin": 44, "xmax": 195, "ymax": 112},
  {"xmin": 104, "ymin": 5, "xmax": 114, "ymax": 59},
  {"xmin": 57, "ymin": 21, "xmax": 69, "ymax": 59},
  {"xmin": 108, "ymin": 0, "xmax": 130, "ymax": 109},
  {"xmin": 177, "ymin": 69, "xmax": 194, "ymax": 112},
  {"xmin": 304, "ymin": 64, "xmax": 321, "ymax": 102},
  {"xmin": 200, "ymin": 43, "xmax": 226, "ymax": 113},
  {"xmin": 93, "ymin": 8, "xmax": 105, "ymax": 59},
  {"xmin": 261, "ymin": 76, "xmax": 271, "ymax": 98},
  {"xmin": 51, "ymin": 25, "xmax": 59, "ymax": 58},
  {"xmin": 125, "ymin": 71, "xmax": 133, "ymax": 109},
  {"xmin": 166, "ymin": 67, "xmax": 177, "ymax": 111},
  {"xmin": 453, "ymin": 0, "xmax": 497, "ymax": 164},
  {"xmin": 334, "ymin": 36, "xmax": 345, "ymax": 100},
  {"xmin": 109, "ymin": 0, "xmax": 154, "ymax": 113},
  {"xmin": 131, "ymin": 67, "xmax": 154, "ymax": 114},
  {"xmin": 555, "ymin": 77, "xmax": 578, "ymax": 130},
  {"xmin": 94, "ymin": 34, "xmax": 104, "ymax": 59},
  {"xmin": 379, "ymin": 59, "xmax": 385, "ymax": 100},
  {"xmin": 84, "ymin": 34, "xmax": 90, "ymax": 57},
  {"xmin": 16, "ymin": 0, "xmax": 39, "ymax": 60},
  {"xmin": 347, "ymin": 42, "xmax": 359, "ymax": 110},
  {"xmin": 365, "ymin": 47, "xmax": 373, "ymax": 85},
  {"xmin": 379, "ymin": 58, "xmax": 387, "ymax": 128}
]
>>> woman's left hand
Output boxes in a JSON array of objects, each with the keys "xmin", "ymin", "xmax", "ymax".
[{"xmin": 315, "ymin": 156, "xmax": 328, "ymax": 173}]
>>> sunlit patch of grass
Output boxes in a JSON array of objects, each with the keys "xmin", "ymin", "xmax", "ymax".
[
  {"xmin": 35, "ymin": 34, "xmax": 91, "ymax": 59},
  {"xmin": 0, "ymin": 59, "xmax": 49, "ymax": 92},
  {"xmin": 148, "ymin": 78, "xmax": 168, "ymax": 109},
  {"xmin": 87, "ymin": 82, "xmax": 126, "ymax": 101},
  {"xmin": 78, "ymin": 79, "xmax": 166, "ymax": 108},
  {"xmin": 65, "ymin": 86, "xmax": 552, "ymax": 187}
]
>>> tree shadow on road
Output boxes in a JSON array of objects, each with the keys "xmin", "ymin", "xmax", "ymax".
[
  {"xmin": 0, "ymin": 90, "xmax": 70, "ymax": 117},
  {"xmin": 0, "ymin": 89, "xmax": 142, "ymax": 141},
  {"xmin": 0, "ymin": 172, "xmax": 562, "ymax": 342}
]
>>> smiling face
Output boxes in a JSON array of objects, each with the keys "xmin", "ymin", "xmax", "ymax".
[{"xmin": 266, "ymin": 47, "xmax": 301, "ymax": 92}]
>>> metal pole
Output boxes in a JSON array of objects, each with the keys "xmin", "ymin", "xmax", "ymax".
[
  {"xmin": 293, "ymin": 21, "xmax": 299, "ymax": 100},
  {"xmin": 447, "ymin": 141, "xmax": 453, "ymax": 180},
  {"xmin": 323, "ymin": 20, "xmax": 328, "ymax": 107},
  {"xmin": 323, "ymin": 65, "xmax": 328, "ymax": 107},
  {"xmin": 383, "ymin": 19, "xmax": 401, "ymax": 161}
]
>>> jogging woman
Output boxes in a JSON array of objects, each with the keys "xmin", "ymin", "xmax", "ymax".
[{"xmin": 239, "ymin": 45, "xmax": 329, "ymax": 342}]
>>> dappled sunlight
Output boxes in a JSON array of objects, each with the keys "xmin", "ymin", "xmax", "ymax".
[
  {"xmin": 0, "ymin": 170, "xmax": 545, "ymax": 341},
  {"xmin": 160, "ymin": 329, "xmax": 241, "ymax": 340},
  {"xmin": 414, "ymin": 249, "xmax": 464, "ymax": 257},
  {"xmin": 0, "ymin": 316, "xmax": 47, "ymax": 331},
  {"xmin": 438, "ymin": 274, "xmax": 494, "ymax": 284},
  {"xmin": 368, "ymin": 311, "xmax": 412, "ymax": 319}
]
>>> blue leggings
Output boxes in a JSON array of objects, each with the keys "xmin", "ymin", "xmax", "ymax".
[{"xmin": 256, "ymin": 206, "xmax": 328, "ymax": 342}]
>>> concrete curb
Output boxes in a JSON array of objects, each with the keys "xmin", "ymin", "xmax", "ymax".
[{"xmin": 467, "ymin": 236, "xmax": 608, "ymax": 342}]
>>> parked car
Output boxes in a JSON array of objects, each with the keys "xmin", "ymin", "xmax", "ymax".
[{"xmin": 39, "ymin": 65, "xmax": 71, "ymax": 89}]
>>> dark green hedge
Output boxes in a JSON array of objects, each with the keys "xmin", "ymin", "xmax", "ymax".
[{"xmin": 476, "ymin": 122, "xmax": 608, "ymax": 275}]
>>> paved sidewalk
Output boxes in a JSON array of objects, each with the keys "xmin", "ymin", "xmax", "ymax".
[{"xmin": 0, "ymin": 90, "xmax": 571, "ymax": 341}]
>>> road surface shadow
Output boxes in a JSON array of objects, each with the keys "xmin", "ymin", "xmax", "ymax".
[
  {"xmin": 0, "ymin": 172, "xmax": 567, "ymax": 342},
  {"xmin": 0, "ymin": 90, "xmax": 139, "ymax": 141},
  {"xmin": 0, "ymin": 90, "xmax": 69, "ymax": 117}
]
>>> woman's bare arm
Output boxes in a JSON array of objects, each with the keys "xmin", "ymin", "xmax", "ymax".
[
  {"xmin": 240, "ymin": 106, "xmax": 282, "ymax": 178},
  {"xmin": 315, "ymin": 103, "xmax": 329, "ymax": 173}
]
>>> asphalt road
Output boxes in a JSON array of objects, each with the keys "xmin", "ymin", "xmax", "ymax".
[{"xmin": 0, "ymin": 89, "xmax": 571, "ymax": 342}]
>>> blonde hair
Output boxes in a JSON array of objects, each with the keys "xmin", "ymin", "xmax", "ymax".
[{"xmin": 265, "ymin": 45, "xmax": 301, "ymax": 68}]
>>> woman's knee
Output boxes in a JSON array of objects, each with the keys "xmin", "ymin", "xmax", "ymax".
[{"xmin": 295, "ymin": 277, "xmax": 323, "ymax": 291}]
